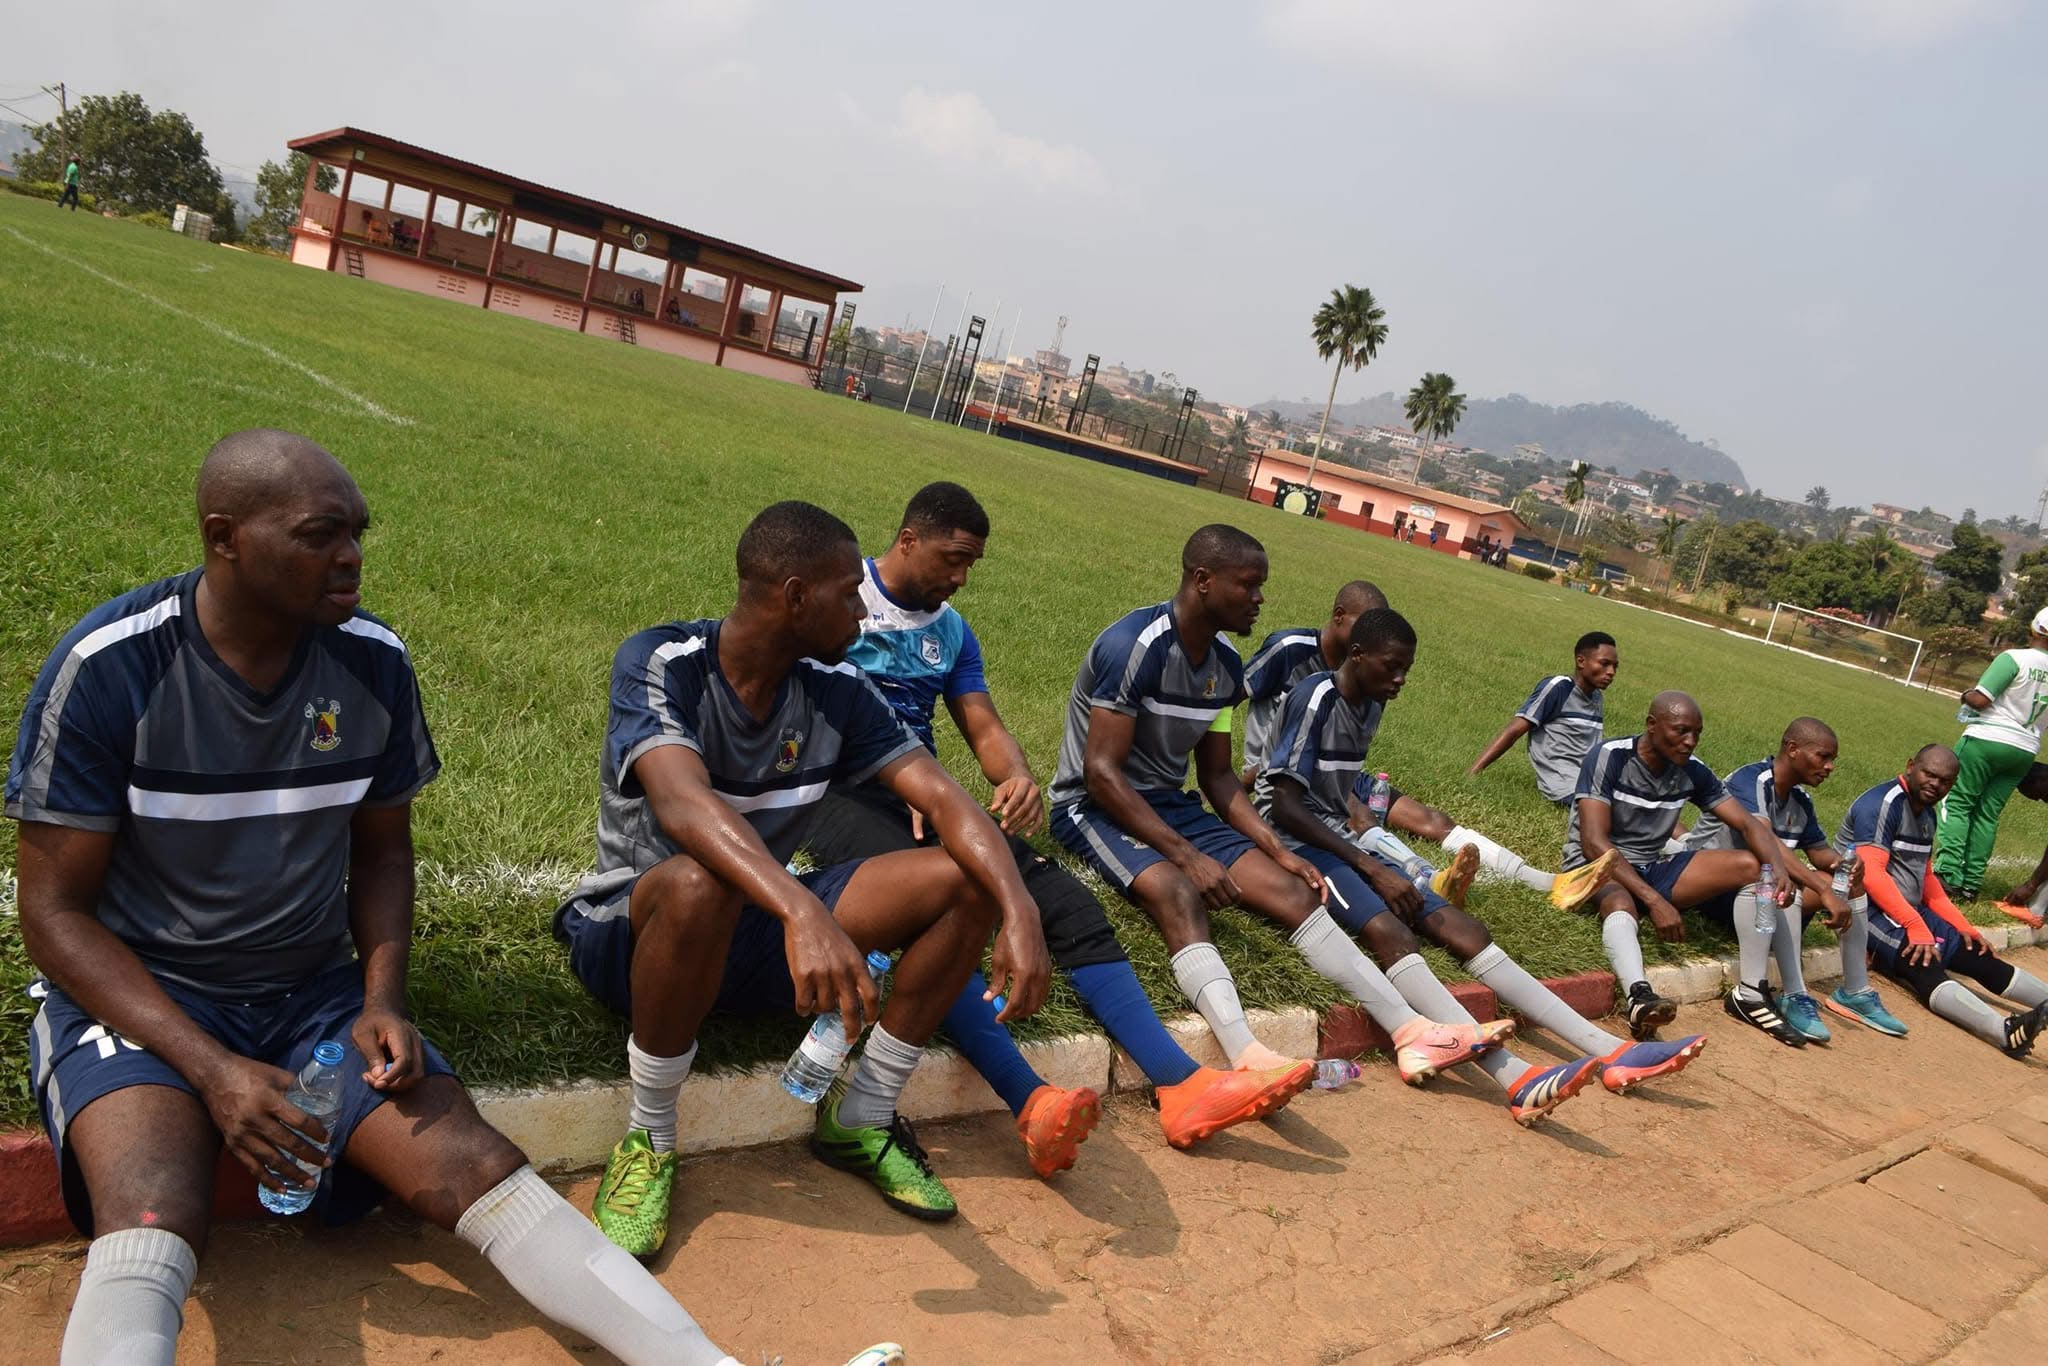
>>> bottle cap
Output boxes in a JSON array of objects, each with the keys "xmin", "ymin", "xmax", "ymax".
[
  {"xmin": 865, "ymin": 950, "xmax": 893, "ymax": 974},
  {"xmin": 312, "ymin": 1041, "xmax": 346, "ymax": 1066}
]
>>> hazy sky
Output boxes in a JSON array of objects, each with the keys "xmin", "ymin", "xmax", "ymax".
[{"xmin": 4, "ymin": 1, "xmax": 2043, "ymax": 516}]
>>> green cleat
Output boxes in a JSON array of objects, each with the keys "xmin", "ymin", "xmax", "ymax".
[
  {"xmin": 811, "ymin": 1078, "xmax": 958, "ymax": 1221},
  {"xmin": 591, "ymin": 1127, "xmax": 677, "ymax": 1259}
]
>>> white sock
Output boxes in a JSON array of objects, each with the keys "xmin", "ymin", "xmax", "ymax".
[
  {"xmin": 1466, "ymin": 942, "xmax": 1617, "ymax": 1056},
  {"xmin": 1446, "ymin": 826, "xmax": 1555, "ymax": 893},
  {"xmin": 1929, "ymin": 980, "xmax": 2009, "ymax": 1048},
  {"xmin": 1286, "ymin": 908, "xmax": 1423, "ymax": 1036},
  {"xmin": 1171, "ymin": 941, "xmax": 1262, "ymax": 1063},
  {"xmin": 1355, "ymin": 825, "xmax": 1429, "ymax": 874},
  {"xmin": 2031, "ymin": 883, "xmax": 2048, "ymax": 916},
  {"xmin": 1384, "ymin": 952, "xmax": 1530, "ymax": 1091},
  {"xmin": 60, "ymin": 1226, "xmax": 196, "ymax": 1366},
  {"xmin": 1838, "ymin": 906, "xmax": 1871, "ymax": 993},
  {"xmin": 455, "ymin": 1165, "xmax": 732, "ymax": 1366},
  {"xmin": 1731, "ymin": 891, "xmax": 1772, "ymax": 1003},
  {"xmin": 2002, "ymin": 965, "xmax": 2048, "ymax": 1009},
  {"xmin": 837, "ymin": 1024, "xmax": 924, "ymax": 1128},
  {"xmin": 1772, "ymin": 896, "xmax": 1809, "ymax": 996},
  {"xmin": 627, "ymin": 1034, "xmax": 696, "ymax": 1153},
  {"xmin": 1602, "ymin": 911, "xmax": 1648, "ymax": 988}
]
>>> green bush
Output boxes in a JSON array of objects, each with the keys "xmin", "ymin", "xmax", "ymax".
[
  {"xmin": 131, "ymin": 210, "xmax": 170, "ymax": 230},
  {"xmin": 1, "ymin": 178, "xmax": 98, "ymax": 212},
  {"xmin": 1521, "ymin": 563, "xmax": 1556, "ymax": 582}
]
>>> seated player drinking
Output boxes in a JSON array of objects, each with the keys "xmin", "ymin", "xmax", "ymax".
[
  {"xmin": 1470, "ymin": 631, "xmax": 1618, "ymax": 805},
  {"xmin": 554, "ymin": 501, "xmax": 1050, "ymax": 1254}
]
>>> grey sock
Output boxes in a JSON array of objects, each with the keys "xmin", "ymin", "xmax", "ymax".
[
  {"xmin": 1772, "ymin": 896, "xmax": 1809, "ymax": 996},
  {"xmin": 1385, "ymin": 952, "xmax": 1529, "ymax": 1091},
  {"xmin": 1602, "ymin": 911, "xmax": 1648, "ymax": 988},
  {"xmin": 1731, "ymin": 891, "xmax": 1773, "ymax": 1002},
  {"xmin": 1466, "ymin": 942, "xmax": 1617, "ymax": 1055},
  {"xmin": 1839, "ymin": 907, "xmax": 1871, "ymax": 993},
  {"xmin": 1287, "ymin": 907, "xmax": 1422, "ymax": 1036},
  {"xmin": 2001, "ymin": 965, "xmax": 2048, "ymax": 1009},
  {"xmin": 1929, "ymin": 980, "xmax": 2009, "ymax": 1048},
  {"xmin": 456, "ymin": 1165, "xmax": 732, "ymax": 1366},
  {"xmin": 1170, "ymin": 941, "xmax": 1262, "ymax": 1063},
  {"xmin": 836, "ymin": 1024, "xmax": 924, "ymax": 1129},
  {"xmin": 1447, "ymin": 826, "xmax": 1555, "ymax": 892},
  {"xmin": 60, "ymin": 1226, "xmax": 197, "ymax": 1366}
]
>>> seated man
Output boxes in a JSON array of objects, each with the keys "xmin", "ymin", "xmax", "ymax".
[
  {"xmin": 1243, "ymin": 582, "xmax": 1611, "ymax": 909},
  {"xmin": 1048, "ymin": 525, "xmax": 1502, "ymax": 1082},
  {"xmin": 1258, "ymin": 608, "xmax": 1705, "ymax": 1124},
  {"xmin": 1839, "ymin": 745, "xmax": 2048, "ymax": 1057},
  {"xmin": 1568, "ymin": 691, "xmax": 1798, "ymax": 1039},
  {"xmin": 1469, "ymin": 631, "xmax": 1618, "ymax": 805},
  {"xmin": 555, "ymin": 501, "xmax": 1049, "ymax": 1255},
  {"xmin": 7, "ymin": 432, "xmax": 902, "ymax": 1366},
  {"xmin": 801, "ymin": 484, "xmax": 1307, "ymax": 1170},
  {"xmin": 1685, "ymin": 719, "xmax": 1904, "ymax": 1045}
]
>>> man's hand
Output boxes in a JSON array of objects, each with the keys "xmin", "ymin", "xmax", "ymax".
[
  {"xmin": 988, "ymin": 774, "xmax": 1044, "ymax": 838},
  {"xmin": 1644, "ymin": 894, "xmax": 1686, "ymax": 943},
  {"xmin": 987, "ymin": 911, "xmax": 1052, "ymax": 1023},
  {"xmin": 2012, "ymin": 878, "xmax": 2042, "ymax": 908},
  {"xmin": 1902, "ymin": 939, "xmax": 1942, "ymax": 968},
  {"xmin": 1274, "ymin": 848, "xmax": 1327, "ymax": 902},
  {"xmin": 782, "ymin": 899, "xmax": 878, "ymax": 1041},
  {"xmin": 1817, "ymin": 890, "xmax": 1852, "ymax": 932},
  {"xmin": 351, "ymin": 1003, "xmax": 425, "ymax": 1092},
  {"xmin": 200, "ymin": 1053, "xmax": 330, "ymax": 1193},
  {"xmin": 1174, "ymin": 849, "xmax": 1242, "ymax": 910},
  {"xmin": 1361, "ymin": 859, "xmax": 1424, "ymax": 923}
]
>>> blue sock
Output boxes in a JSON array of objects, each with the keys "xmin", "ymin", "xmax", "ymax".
[
  {"xmin": 1069, "ymin": 960, "xmax": 1201, "ymax": 1087},
  {"xmin": 942, "ymin": 972, "xmax": 1045, "ymax": 1115}
]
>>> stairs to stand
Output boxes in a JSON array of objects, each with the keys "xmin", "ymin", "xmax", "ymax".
[
  {"xmin": 618, "ymin": 316, "xmax": 637, "ymax": 345},
  {"xmin": 342, "ymin": 247, "xmax": 365, "ymax": 278}
]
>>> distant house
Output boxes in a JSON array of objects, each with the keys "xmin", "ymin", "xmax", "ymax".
[
  {"xmin": 1245, "ymin": 446, "xmax": 1528, "ymax": 559},
  {"xmin": 1509, "ymin": 443, "xmax": 1546, "ymax": 465}
]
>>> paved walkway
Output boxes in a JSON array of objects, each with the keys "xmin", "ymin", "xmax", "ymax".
[{"xmin": 4, "ymin": 950, "xmax": 2047, "ymax": 1364}]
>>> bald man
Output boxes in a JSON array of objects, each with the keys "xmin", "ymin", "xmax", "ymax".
[
  {"xmin": 1566, "ymin": 691, "xmax": 1798, "ymax": 1039},
  {"xmin": 8, "ymin": 432, "xmax": 903, "ymax": 1366}
]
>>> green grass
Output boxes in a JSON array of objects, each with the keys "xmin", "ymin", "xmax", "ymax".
[{"xmin": 3, "ymin": 194, "xmax": 2043, "ymax": 1128}]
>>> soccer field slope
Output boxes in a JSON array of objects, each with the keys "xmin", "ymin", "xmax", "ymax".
[{"xmin": 2, "ymin": 195, "xmax": 2040, "ymax": 1122}]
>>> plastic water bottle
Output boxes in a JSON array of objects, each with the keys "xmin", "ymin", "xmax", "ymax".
[
  {"xmin": 1311, "ymin": 1059, "xmax": 1361, "ymax": 1090},
  {"xmin": 259, "ymin": 1041, "xmax": 346, "ymax": 1216},
  {"xmin": 1366, "ymin": 772, "xmax": 1393, "ymax": 824},
  {"xmin": 781, "ymin": 950, "xmax": 893, "ymax": 1103},
  {"xmin": 1836, "ymin": 853, "xmax": 1868, "ymax": 914},
  {"xmin": 1956, "ymin": 703, "xmax": 1981, "ymax": 724},
  {"xmin": 1753, "ymin": 861, "xmax": 1778, "ymax": 933}
]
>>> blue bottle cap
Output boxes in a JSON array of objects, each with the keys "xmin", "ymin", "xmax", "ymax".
[
  {"xmin": 990, "ymin": 996, "xmax": 1008, "ymax": 1014},
  {"xmin": 865, "ymin": 950, "xmax": 893, "ymax": 974},
  {"xmin": 312, "ymin": 1041, "xmax": 346, "ymax": 1066}
]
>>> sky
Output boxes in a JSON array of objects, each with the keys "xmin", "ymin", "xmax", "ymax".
[{"xmin": 3, "ymin": 0, "xmax": 2043, "ymax": 518}]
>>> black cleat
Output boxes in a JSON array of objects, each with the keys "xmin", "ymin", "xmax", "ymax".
[
  {"xmin": 1724, "ymin": 983, "xmax": 1807, "ymax": 1048},
  {"xmin": 1626, "ymin": 981, "xmax": 1678, "ymax": 1041},
  {"xmin": 2002, "ymin": 1001, "xmax": 2048, "ymax": 1060}
]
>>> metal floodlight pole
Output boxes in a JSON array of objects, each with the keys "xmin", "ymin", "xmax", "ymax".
[
  {"xmin": 901, "ymin": 283, "xmax": 946, "ymax": 412},
  {"xmin": 957, "ymin": 297, "xmax": 999, "ymax": 425},
  {"xmin": 987, "ymin": 308, "xmax": 1022, "ymax": 433},
  {"xmin": 931, "ymin": 292, "xmax": 972, "ymax": 419}
]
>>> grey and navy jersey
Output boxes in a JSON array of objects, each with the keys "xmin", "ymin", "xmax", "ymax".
[
  {"xmin": 574, "ymin": 618, "xmax": 922, "ymax": 901},
  {"xmin": 843, "ymin": 558, "xmax": 988, "ymax": 755},
  {"xmin": 1836, "ymin": 778, "xmax": 1935, "ymax": 909},
  {"xmin": 1518, "ymin": 675, "xmax": 1604, "ymax": 802},
  {"xmin": 1685, "ymin": 758, "xmax": 1825, "ymax": 854},
  {"xmin": 1050, "ymin": 602, "xmax": 1247, "ymax": 807},
  {"xmin": 1563, "ymin": 735, "xmax": 1728, "ymax": 869},
  {"xmin": 5, "ymin": 569, "xmax": 439, "ymax": 999},
  {"xmin": 1254, "ymin": 669, "xmax": 1384, "ymax": 838},
  {"xmin": 1241, "ymin": 627, "xmax": 1324, "ymax": 776}
]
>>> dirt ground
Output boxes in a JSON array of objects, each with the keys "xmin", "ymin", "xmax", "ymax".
[{"xmin": 6, "ymin": 951, "xmax": 2048, "ymax": 1365}]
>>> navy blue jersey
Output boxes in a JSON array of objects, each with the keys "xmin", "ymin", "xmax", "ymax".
[
  {"xmin": 1517, "ymin": 674, "xmax": 1605, "ymax": 802},
  {"xmin": 1686, "ymin": 758, "xmax": 1825, "ymax": 853},
  {"xmin": 1255, "ymin": 670, "xmax": 1384, "ymax": 837},
  {"xmin": 1836, "ymin": 777, "xmax": 1936, "ymax": 909},
  {"xmin": 843, "ymin": 558, "xmax": 987, "ymax": 754},
  {"xmin": 1564, "ymin": 735, "xmax": 1728, "ymax": 869},
  {"xmin": 1241, "ymin": 626, "xmax": 1325, "ymax": 777}
]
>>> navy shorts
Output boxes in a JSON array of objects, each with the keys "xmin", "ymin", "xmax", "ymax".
[
  {"xmin": 1866, "ymin": 906, "xmax": 1963, "ymax": 975},
  {"xmin": 553, "ymin": 859, "xmax": 868, "ymax": 1017},
  {"xmin": 1296, "ymin": 844, "xmax": 1449, "ymax": 934},
  {"xmin": 1051, "ymin": 790, "xmax": 1256, "ymax": 891},
  {"xmin": 1630, "ymin": 851, "xmax": 1697, "ymax": 903},
  {"xmin": 27, "ymin": 961, "xmax": 455, "ymax": 1236}
]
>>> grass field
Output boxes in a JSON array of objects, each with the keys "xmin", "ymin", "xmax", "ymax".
[{"xmin": 4, "ymin": 194, "xmax": 2042, "ymax": 1130}]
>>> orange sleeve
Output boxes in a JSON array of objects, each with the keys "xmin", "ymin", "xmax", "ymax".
[
  {"xmin": 1857, "ymin": 846, "xmax": 1935, "ymax": 945},
  {"xmin": 1920, "ymin": 866, "xmax": 1983, "ymax": 941}
]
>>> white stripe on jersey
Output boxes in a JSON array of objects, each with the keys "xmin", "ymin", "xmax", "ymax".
[
  {"xmin": 1142, "ymin": 697, "xmax": 1224, "ymax": 723},
  {"xmin": 340, "ymin": 617, "xmax": 406, "ymax": 653},
  {"xmin": 72, "ymin": 594, "xmax": 182, "ymax": 662},
  {"xmin": 716, "ymin": 780, "xmax": 829, "ymax": 813},
  {"xmin": 128, "ymin": 776, "xmax": 372, "ymax": 821},
  {"xmin": 1610, "ymin": 790, "xmax": 1689, "ymax": 810}
]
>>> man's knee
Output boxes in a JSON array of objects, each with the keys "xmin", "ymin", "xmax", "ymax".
[
  {"xmin": 1426, "ymin": 906, "xmax": 1492, "ymax": 959},
  {"xmin": 1398, "ymin": 800, "xmax": 1454, "ymax": 843},
  {"xmin": 1361, "ymin": 913, "xmax": 1420, "ymax": 964},
  {"xmin": 70, "ymin": 1091, "xmax": 219, "ymax": 1250},
  {"xmin": 632, "ymin": 856, "xmax": 742, "ymax": 935},
  {"xmin": 357, "ymin": 1079, "xmax": 527, "ymax": 1230},
  {"xmin": 1136, "ymin": 874, "xmax": 1211, "ymax": 950}
]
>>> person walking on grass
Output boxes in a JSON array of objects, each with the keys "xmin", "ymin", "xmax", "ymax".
[
  {"xmin": 1935, "ymin": 608, "xmax": 2048, "ymax": 901},
  {"xmin": 7, "ymin": 431, "xmax": 905, "ymax": 1366},
  {"xmin": 1469, "ymin": 631, "xmax": 1618, "ymax": 805},
  {"xmin": 56, "ymin": 155, "xmax": 81, "ymax": 210},
  {"xmin": 554, "ymin": 500, "xmax": 1050, "ymax": 1256},
  {"xmin": 800, "ymin": 483, "xmax": 1308, "ymax": 1173},
  {"xmin": 1840, "ymin": 745, "xmax": 2048, "ymax": 1058}
]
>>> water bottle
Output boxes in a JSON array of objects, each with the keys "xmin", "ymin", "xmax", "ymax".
[
  {"xmin": 1366, "ymin": 772, "xmax": 1393, "ymax": 824},
  {"xmin": 1357, "ymin": 826, "xmax": 1434, "ymax": 885},
  {"xmin": 1837, "ymin": 853, "xmax": 1868, "ymax": 914},
  {"xmin": 259, "ymin": 1041, "xmax": 346, "ymax": 1216},
  {"xmin": 1956, "ymin": 703, "xmax": 1981, "ymax": 724},
  {"xmin": 1753, "ymin": 861, "xmax": 1778, "ymax": 934},
  {"xmin": 781, "ymin": 950, "xmax": 893, "ymax": 1103},
  {"xmin": 1311, "ymin": 1058, "xmax": 1361, "ymax": 1090}
]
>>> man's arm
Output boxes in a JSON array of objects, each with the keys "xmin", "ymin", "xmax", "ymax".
[
  {"xmin": 347, "ymin": 802, "xmax": 428, "ymax": 1091},
  {"xmin": 1468, "ymin": 716, "xmax": 1535, "ymax": 776},
  {"xmin": 1798, "ymin": 842, "xmax": 1852, "ymax": 929},
  {"xmin": 878, "ymin": 750, "xmax": 1050, "ymax": 1022},
  {"xmin": 1919, "ymin": 866, "xmax": 1985, "ymax": 944},
  {"xmin": 1193, "ymin": 730, "xmax": 1326, "ymax": 899},
  {"xmin": 1083, "ymin": 707, "xmax": 1239, "ymax": 908},
  {"xmin": 2010, "ymin": 845, "xmax": 2048, "ymax": 908},
  {"xmin": 16, "ymin": 822, "xmax": 331, "ymax": 1191},
  {"xmin": 1855, "ymin": 845, "xmax": 1941, "ymax": 965},
  {"xmin": 945, "ymin": 691, "xmax": 1042, "ymax": 837},
  {"xmin": 1581, "ymin": 798, "xmax": 1683, "ymax": 941},
  {"xmin": 1963, "ymin": 653, "xmax": 2019, "ymax": 711},
  {"xmin": 1268, "ymin": 777, "xmax": 1416, "ymax": 917}
]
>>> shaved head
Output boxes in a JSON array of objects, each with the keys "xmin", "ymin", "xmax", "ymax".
[
  {"xmin": 1649, "ymin": 690, "xmax": 1700, "ymax": 724},
  {"xmin": 197, "ymin": 428, "xmax": 352, "ymax": 522},
  {"xmin": 1334, "ymin": 580, "xmax": 1387, "ymax": 615},
  {"xmin": 1181, "ymin": 523, "xmax": 1265, "ymax": 577},
  {"xmin": 1913, "ymin": 742, "xmax": 1958, "ymax": 775},
  {"xmin": 1782, "ymin": 717, "xmax": 1836, "ymax": 750}
]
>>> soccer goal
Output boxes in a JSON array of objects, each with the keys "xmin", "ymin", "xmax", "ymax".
[{"xmin": 1763, "ymin": 602, "xmax": 1925, "ymax": 686}]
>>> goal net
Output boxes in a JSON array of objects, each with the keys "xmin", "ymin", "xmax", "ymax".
[{"xmin": 1763, "ymin": 602, "xmax": 1925, "ymax": 685}]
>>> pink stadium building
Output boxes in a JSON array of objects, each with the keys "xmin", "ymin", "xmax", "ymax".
[{"xmin": 1246, "ymin": 446, "xmax": 1530, "ymax": 558}]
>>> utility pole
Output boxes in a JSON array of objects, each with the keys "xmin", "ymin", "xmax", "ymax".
[{"xmin": 41, "ymin": 82, "xmax": 68, "ymax": 158}]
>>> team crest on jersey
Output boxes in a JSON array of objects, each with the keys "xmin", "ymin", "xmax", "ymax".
[
  {"xmin": 305, "ymin": 698, "xmax": 342, "ymax": 751},
  {"xmin": 776, "ymin": 727, "xmax": 804, "ymax": 773},
  {"xmin": 920, "ymin": 633, "xmax": 943, "ymax": 667},
  {"xmin": 1202, "ymin": 673, "xmax": 1217, "ymax": 699}
]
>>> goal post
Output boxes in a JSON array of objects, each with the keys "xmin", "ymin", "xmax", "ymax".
[{"xmin": 1763, "ymin": 602, "xmax": 1925, "ymax": 686}]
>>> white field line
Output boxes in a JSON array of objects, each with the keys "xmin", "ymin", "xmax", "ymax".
[
  {"xmin": 3, "ymin": 225, "xmax": 411, "ymax": 428},
  {"xmin": 13, "ymin": 341, "xmax": 368, "ymax": 421}
]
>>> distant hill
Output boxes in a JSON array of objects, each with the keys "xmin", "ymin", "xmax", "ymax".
[
  {"xmin": 1251, "ymin": 391, "xmax": 1748, "ymax": 488},
  {"xmin": 0, "ymin": 121, "xmax": 36, "ymax": 175}
]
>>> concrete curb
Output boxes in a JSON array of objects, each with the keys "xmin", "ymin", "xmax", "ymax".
[{"xmin": 1644, "ymin": 920, "xmax": 2048, "ymax": 1006}]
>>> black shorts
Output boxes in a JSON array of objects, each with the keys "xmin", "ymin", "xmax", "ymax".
[{"xmin": 803, "ymin": 783, "xmax": 1128, "ymax": 970}]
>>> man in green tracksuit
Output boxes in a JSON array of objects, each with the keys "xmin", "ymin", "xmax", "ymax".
[{"xmin": 1936, "ymin": 607, "xmax": 2048, "ymax": 898}]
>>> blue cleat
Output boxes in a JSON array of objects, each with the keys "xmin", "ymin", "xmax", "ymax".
[
  {"xmin": 1824, "ymin": 987, "xmax": 1908, "ymax": 1038},
  {"xmin": 1506, "ymin": 1056, "xmax": 1600, "ymax": 1126},
  {"xmin": 1780, "ymin": 991, "xmax": 1832, "ymax": 1044},
  {"xmin": 1599, "ymin": 1034, "xmax": 1707, "ymax": 1094}
]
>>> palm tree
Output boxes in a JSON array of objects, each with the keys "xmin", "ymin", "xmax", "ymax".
[
  {"xmin": 1401, "ymin": 372, "xmax": 1466, "ymax": 482},
  {"xmin": 1564, "ymin": 461, "xmax": 1588, "ymax": 507},
  {"xmin": 1655, "ymin": 511, "xmax": 1684, "ymax": 590},
  {"xmin": 1805, "ymin": 485, "xmax": 1830, "ymax": 515},
  {"xmin": 1225, "ymin": 413, "xmax": 1252, "ymax": 484},
  {"xmin": 1859, "ymin": 525, "xmax": 1897, "ymax": 576},
  {"xmin": 1306, "ymin": 285, "xmax": 1388, "ymax": 481}
]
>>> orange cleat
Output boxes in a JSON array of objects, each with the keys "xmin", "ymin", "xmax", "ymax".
[
  {"xmin": 1430, "ymin": 843, "xmax": 1482, "ymax": 908},
  {"xmin": 1016, "ymin": 1085, "xmax": 1101, "ymax": 1178},
  {"xmin": 1157, "ymin": 1063, "xmax": 1312, "ymax": 1150},
  {"xmin": 1392, "ymin": 1016, "xmax": 1515, "ymax": 1085}
]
